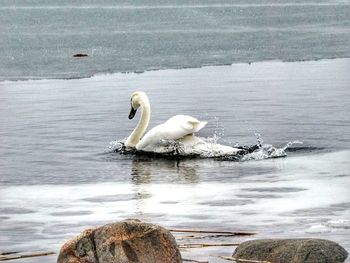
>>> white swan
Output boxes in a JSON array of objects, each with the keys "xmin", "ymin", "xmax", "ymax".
[{"xmin": 124, "ymin": 91, "xmax": 242, "ymax": 156}]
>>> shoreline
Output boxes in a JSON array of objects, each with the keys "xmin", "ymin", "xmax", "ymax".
[{"xmin": 1, "ymin": 56, "xmax": 349, "ymax": 83}]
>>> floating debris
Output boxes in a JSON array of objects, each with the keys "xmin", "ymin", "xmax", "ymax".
[
  {"xmin": 72, "ymin": 53, "xmax": 88, "ymax": 57},
  {"xmin": 0, "ymin": 251, "xmax": 55, "ymax": 261},
  {"xmin": 179, "ymin": 243, "xmax": 240, "ymax": 249},
  {"xmin": 169, "ymin": 228, "xmax": 256, "ymax": 236}
]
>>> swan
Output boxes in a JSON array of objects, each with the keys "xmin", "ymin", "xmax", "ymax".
[{"xmin": 124, "ymin": 91, "xmax": 242, "ymax": 156}]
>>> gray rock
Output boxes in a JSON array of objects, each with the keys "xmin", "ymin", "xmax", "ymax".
[
  {"xmin": 58, "ymin": 219, "xmax": 182, "ymax": 263},
  {"xmin": 233, "ymin": 238, "xmax": 348, "ymax": 263}
]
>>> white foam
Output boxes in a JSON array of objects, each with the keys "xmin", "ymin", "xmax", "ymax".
[{"xmin": 305, "ymin": 224, "xmax": 332, "ymax": 234}]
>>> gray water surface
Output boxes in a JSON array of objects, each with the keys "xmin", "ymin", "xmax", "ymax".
[
  {"xmin": 0, "ymin": 59, "xmax": 349, "ymax": 262},
  {"xmin": 1, "ymin": 0, "xmax": 350, "ymax": 80}
]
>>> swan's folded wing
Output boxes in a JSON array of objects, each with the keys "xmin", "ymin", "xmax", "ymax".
[
  {"xmin": 166, "ymin": 115, "xmax": 207, "ymax": 135},
  {"xmin": 136, "ymin": 115, "xmax": 207, "ymax": 151}
]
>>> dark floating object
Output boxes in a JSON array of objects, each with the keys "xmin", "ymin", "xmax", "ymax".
[
  {"xmin": 169, "ymin": 228, "xmax": 255, "ymax": 236},
  {"xmin": 72, "ymin": 53, "xmax": 88, "ymax": 57}
]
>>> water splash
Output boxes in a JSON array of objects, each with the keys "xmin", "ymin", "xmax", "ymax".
[
  {"xmin": 107, "ymin": 133, "xmax": 302, "ymax": 161},
  {"xmin": 238, "ymin": 140, "xmax": 303, "ymax": 161},
  {"xmin": 213, "ymin": 116, "xmax": 225, "ymax": 142},
  {"xmin": 254, "ymin": 132, "xmax": 264, "ymax": 146},
  {"xmin": 238, "ymin": 143, "xmax": 287, "ymax": 161},
  {"xmin": 107, "ymin": 139, "xmax": 127, "ymax": 153}
]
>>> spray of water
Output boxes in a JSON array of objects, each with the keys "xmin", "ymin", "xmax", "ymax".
[
  {"xmin": 237, "ymin": 133, "xmax": 303, "ymax": 161},
  {"xmin": 108, "ymin": 130, "xmax": 302, "ymax": 161}
]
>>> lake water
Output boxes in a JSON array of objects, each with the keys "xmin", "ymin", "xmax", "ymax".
[
  {"xmin": 1, "ymin": 58, "xmax": 349, "ymax": 262},
  {"xmin": 1, "ymin": 1, "xmax": 350, "ymax": 262},
  {"xmin": 1, "ymin": 0, "xmax": 350, "ymax": 80}
]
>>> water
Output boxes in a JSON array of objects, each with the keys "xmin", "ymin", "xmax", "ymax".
[
  {"xmin": 1, "ymin": 1, "xmax": 350, "ymax": 261},
  {"xmin": 1, "ymin": 0, "xmax": 350, "ymax": 80},
  {"xmin": 1, "ymin": 58, "xmax": 350, "ymax": 262}
]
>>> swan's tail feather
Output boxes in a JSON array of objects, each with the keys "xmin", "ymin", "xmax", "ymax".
[{"xmin": 193, "ymin": 121, "xmax": 207, "ymax": 132}]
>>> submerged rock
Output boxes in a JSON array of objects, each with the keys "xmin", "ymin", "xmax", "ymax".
[
  {"xmin": 58, "ymin": 219, "xmax": 182, "ymax": 263},
  {"xmin": 233, "ymin": 238, "xmax": 348, "ymax": 263}
]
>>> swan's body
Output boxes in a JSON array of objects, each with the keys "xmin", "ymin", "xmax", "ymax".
[
  {"xmin": 124, "ymin": 91, "xmax": 241, "ymax": 156},
  {"xmin": 136, "ymin": 115, "xmax": 207, "ymax": 152}
]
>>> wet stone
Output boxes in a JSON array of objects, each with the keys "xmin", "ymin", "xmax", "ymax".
[
  {"xmin": 233, "ymin": 238, "xmax": 348, "ymax": 263},
  {"xmin": 58, "ymin": 219, "xmax": 182, "ymax": 263}
]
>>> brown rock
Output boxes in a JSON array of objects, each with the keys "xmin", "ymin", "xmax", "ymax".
[
  {"xmin": 233, "ymin": 238, "xmax": 348, "ymax": 263},
  {"xmin": 58, "ymin": 219, "xmax": 182, "ymax": 263}
]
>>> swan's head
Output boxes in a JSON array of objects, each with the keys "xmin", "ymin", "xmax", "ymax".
[{"xmin": 128, "ymin": 91, "xmax": 148, "ymax": 119}]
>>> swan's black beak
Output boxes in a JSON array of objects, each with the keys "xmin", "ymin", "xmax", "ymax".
[{"xmin": 128, "ymin": 107, "xmax": 137, "ymax": 119}]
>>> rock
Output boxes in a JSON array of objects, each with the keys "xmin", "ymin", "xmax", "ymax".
[
  {"xmin": 73, "ymin": 53, "xmax": 88, "ymax": 57},
  {"xmin": 233, "ymin": 238, "xmax": 348, "ymax": 263},
  {"xmin": 58, "ymin": 219, "xmax": 182, "ymax": 263}
]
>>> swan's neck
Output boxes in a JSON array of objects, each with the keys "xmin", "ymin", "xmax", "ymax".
[{"xmin": 125, "ymin": 98, "xmax": 151, "ymax": 148}]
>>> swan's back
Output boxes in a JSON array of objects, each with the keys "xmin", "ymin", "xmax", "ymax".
[{"xmin": 136, "ymin": 114, "xmax": 207, "ymax": 151}]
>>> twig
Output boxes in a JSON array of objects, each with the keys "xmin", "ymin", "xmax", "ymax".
[
  {"xmin": 218, "ymin": 255, "xmax": 272, "ymax": 263},
  {"xmin": 0, "ymin": 253, "xmax": 18, "ymax": 256},
  {"xmin": 182, "ymin": 233, "xmax": 239, "ymax": 239},
  {"xmin": 183, "ymin": 260, "xmax": 208, "ymax": 263},
  {"xmin": 0, "ymin": 252, "xmax": 55, "ymax": 261},
  {"xmin": 169, "ymin": 228, "xmax": 255, "ymax": 236},
  {"xmin": 179, "ymin": 243, "xmax": 240, "ymax": 248}
]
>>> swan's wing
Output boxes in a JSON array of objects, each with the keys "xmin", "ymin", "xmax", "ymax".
[
  {"xmin": 165, "ymin": 115, "xmax": 207, "ymax": 134},
  {"xmin": 136, "ymin": 115, "xmax": 207, "ymax": 151}
]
